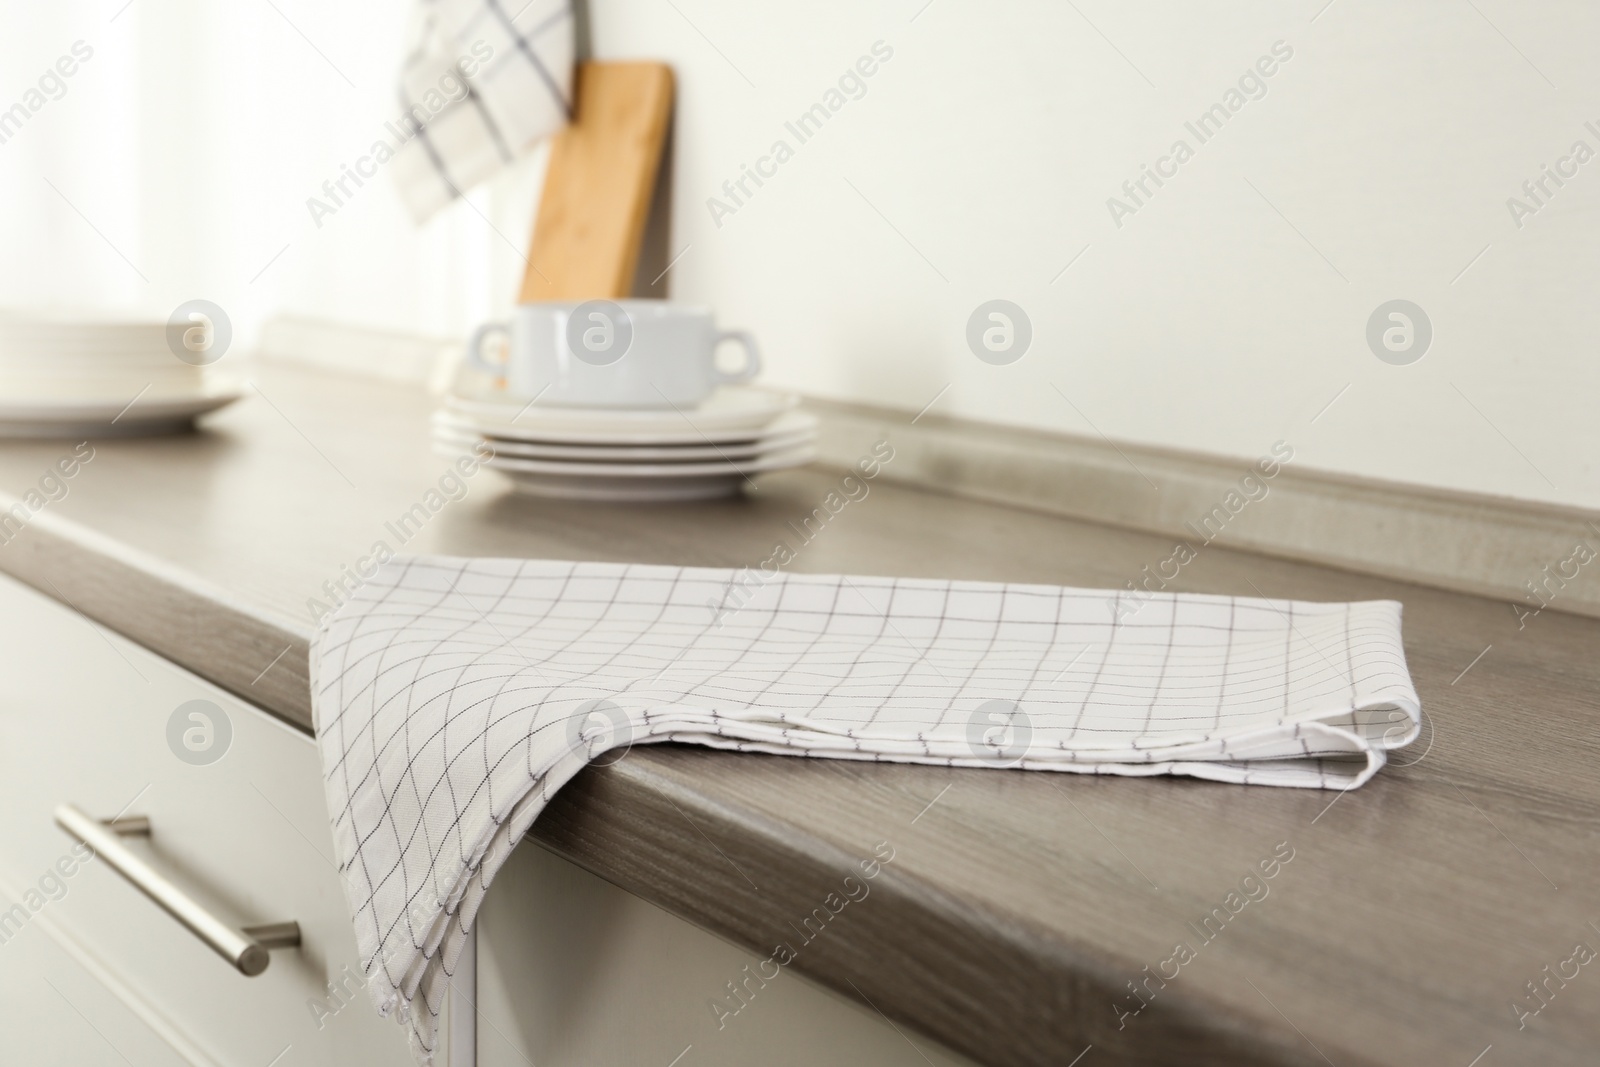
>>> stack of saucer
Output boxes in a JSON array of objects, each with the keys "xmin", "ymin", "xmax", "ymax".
[
  {"xmin": 433, "ymin": 386, "xmax": 818, "ymax": 501},
  {"xmin": 0, "ymin": 315, "xmax": 241, "ymax": 437}
]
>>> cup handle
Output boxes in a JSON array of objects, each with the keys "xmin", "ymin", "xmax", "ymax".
[
  {"xmin": 710, "ymin": 330, "xmax": 762, "ymax": 384},
  {"xmin": 466, "ymin": 322, "xmax": 511, "ymax": 377}
]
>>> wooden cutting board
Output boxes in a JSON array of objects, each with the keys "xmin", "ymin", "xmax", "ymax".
[{"xmin": 518, "ymin": 61, "xmax": 674, "ymax": 302}]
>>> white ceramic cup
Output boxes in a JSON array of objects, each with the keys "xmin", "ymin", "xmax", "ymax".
[{"xmin": 466, "ymin": 300, "xmax": 761, "ymax": 408}]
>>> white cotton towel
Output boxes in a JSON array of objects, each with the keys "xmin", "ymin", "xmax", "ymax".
[
  {"xmin": 310, "ymin": 556, "xmax": 1420, "ymax": 1060},
  {"xmin": 392, "ymin": 0, "xmax": 574, "ymax": 223}
]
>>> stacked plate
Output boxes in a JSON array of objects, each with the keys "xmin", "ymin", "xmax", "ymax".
[
  {"xmin": 434, "ymin": 386, "xmax": 817, "ymax": 501},
  {"xmin": 0, "ymin": 315, "xmax": 241, "ymax": 437}
]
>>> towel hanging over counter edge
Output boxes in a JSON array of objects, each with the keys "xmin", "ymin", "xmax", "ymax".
[{"xmin": 310, "ymin": 555, "xmax": 1421, "ymax": 1061}]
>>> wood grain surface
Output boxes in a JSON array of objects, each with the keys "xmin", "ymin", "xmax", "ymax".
[
  {"xmin": 0, "ymin": 363, "xmax": 1595, "ymax": 1066},
  {"xmin": 518, "ymin": 61, "xmax": 674, "ymax": 302}
]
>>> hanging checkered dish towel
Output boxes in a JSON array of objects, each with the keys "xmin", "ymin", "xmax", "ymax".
[
  {"xmin": 311, "ymin": 556, "xmax": 1421, "ymax": 1061},
  {"xmin": 392, "ymin": 0, "xmax": 574, "ymax": 223}
]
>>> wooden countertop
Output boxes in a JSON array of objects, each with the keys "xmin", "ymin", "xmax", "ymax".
[{"xmin": 1, "ymin": 363, "xmax": 1595, "ymax": 1067}]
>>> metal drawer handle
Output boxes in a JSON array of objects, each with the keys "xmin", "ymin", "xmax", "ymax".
[{"xmin": 54, "ymin": 804, "xmax": 301, "ymax": 977}]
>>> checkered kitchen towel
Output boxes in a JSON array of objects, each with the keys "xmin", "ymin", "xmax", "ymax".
[
  {"xmin": 310, "ymin": 556, "xmax": 1420, "ymax": 1060},
  {"xmin": 392, "ymin": 0, "xmax": 574, "ymax": 223}
]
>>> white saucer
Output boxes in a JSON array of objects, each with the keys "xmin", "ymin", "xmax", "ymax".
[
  {"xmin": 439, "ymin": 441, "xmax": 814, "ymax": 501},
  {"xmin": 479, "ymin": 473, "xmax": 759, "ymax": 502},
  {"xmin": 431, "ymin": 411, "xmax": 818, "ymax": 460},
  {"xmin": 0, "ymin": 321, "xmax": 171, "ymax": 347},
  {"xmin": 444, "ymin": 386, "xmax": 799, "ymax": 441},
  {"xmin": 0, "ymin": 382, "xmax": 243, "ymax": 438},
  {"xmin": 442, "ymin": 408, "xmax": 817, "ymax": 448},
  {"xmin": 476, "ymin": 445, "xmax": 815, "ymax": 479},
  {"xmin": 435, "ymin": 429, "xmax": 817, "ymax": 464}
]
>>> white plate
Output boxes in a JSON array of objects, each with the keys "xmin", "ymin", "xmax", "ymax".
[
  {"xmin": 444, "ymin": 404, "xmax": 819, "ymax": 447},
  {"xmin": 437, "ymin": 407, "xmax": 817, "ymax": 448},
  {"xmin": 0, "ymin": 371, "xmax": 205, "ymax": 392},
  {"xmin": 470, "ymin": 445, "xmax": 815, "ymax": 479},
  {"xmin": 0, "ymin": 357, "xmax": 199, "ymax": 368},
  {"xmin": 442, "ymin": 441, "xmax": 813, "ymax": 501},
  {"xmin": 0, "ymin": 325, "xmax": 172, "ymax": 355},
  {"xmin": 430, "ymin": 414, "xmax": 817, "ymax": 462},
  {"xmin": 444, "ymin": 386, "xmax": 799, "ymax": 439},
  {"xmin": 486, "ymin": 472, "xmax": 752, "ymax": 502},
  {"xmin": 0, "ymin": 321, "xmax": 169, "ymax": 338},
  {"xmin": 0, "ymin": 383, "xmax": 243, "ymax": 438},
  {"xmin": 433, "ymin": 429, "xmax": 817, "ymax": 463}
]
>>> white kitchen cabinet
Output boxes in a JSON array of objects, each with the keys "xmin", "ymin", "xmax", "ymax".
[
  {"xmin": 474, "ymin": 841, "xmax": 976, "ymax": 1067},
  {"xmin": 0, "ymin": 573, "xmax": 417, "ymax": 1067},
  {"xmin": 0, "ymin": 899, "xmax": 193, "ymax": 1067},
  {"xmin": 0, "ymin": 571, "xmax": 974, "ymax": 1067}
]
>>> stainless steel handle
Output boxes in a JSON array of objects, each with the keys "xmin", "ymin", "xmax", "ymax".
[{"xmin": 55, "ymin": 804, "xmax": 300, "ymax": 977}]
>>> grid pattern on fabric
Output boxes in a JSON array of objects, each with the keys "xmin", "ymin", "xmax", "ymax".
[
  {"xmin": 392, "ymin": 0, "xmax": 573, "ymax": 223},
  {"xmin": 310, "ymin": 556, "xmax": 1421, "ymax": 1062}
]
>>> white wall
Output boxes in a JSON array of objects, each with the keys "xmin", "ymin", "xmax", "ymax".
[
  {"xmin": 0, "ymin": 0, "xmax": 534, "ymax": 346},
  {"xmin": 3, "ymin": 1, "xmax": 1597, "ymax": 509}
]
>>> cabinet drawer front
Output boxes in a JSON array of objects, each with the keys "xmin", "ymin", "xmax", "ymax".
[
  {"xmin": 0, "ymin": 887, "xmax": 194, "ymax": 1067},
  {"xmin": 0, "ymin": 573, "xmax": 413, "ymax": 1066}
]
